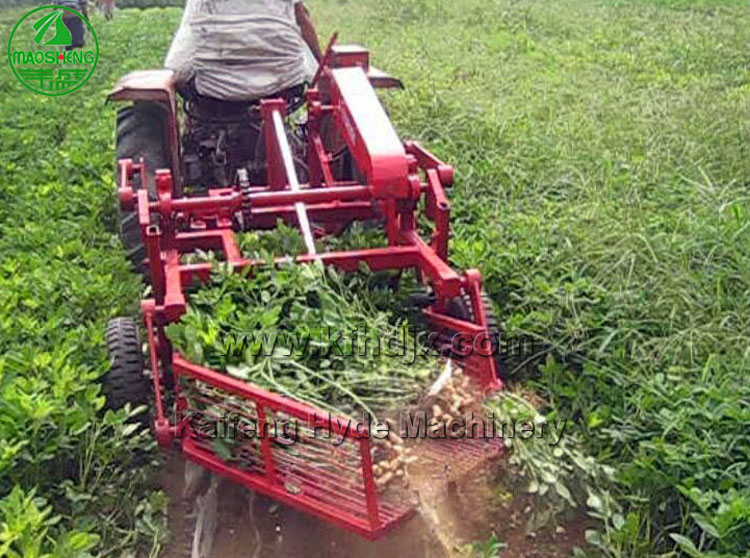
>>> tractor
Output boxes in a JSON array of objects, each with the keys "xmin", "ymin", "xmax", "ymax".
[{"xmin": 104, "ymin": 43, "xmax": 506, "ymax": 544}]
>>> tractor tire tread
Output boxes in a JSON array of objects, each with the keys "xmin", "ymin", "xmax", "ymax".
[
  {"xmin": 115, "ymin": 102, "xmax": 170, "ymax": 269},
  {"xmin": 103, "ymin": 317, "xmax": 150, "ymax": 416}
]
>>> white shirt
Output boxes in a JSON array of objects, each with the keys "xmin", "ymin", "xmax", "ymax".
[{"xmin": 165, "ymin": 0, "xmax": 315, "ymax": 101}]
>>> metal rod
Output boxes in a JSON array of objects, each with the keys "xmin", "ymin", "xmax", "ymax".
[
  {"xmin": 312, "ymin": 32, "xmax": 339, "ymax": 87},
  {"xmin": 271, "ymin": 110, "xmax": 317, "ymax": 256},
  {"xmin": 249, "ymin": 186, "xmax": 371, "ymax": 207},
  {"xmin": 145, "ymin": 313, "xmax": 166, "ymax": 423}
]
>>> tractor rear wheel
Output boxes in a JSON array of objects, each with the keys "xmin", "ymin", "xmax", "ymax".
[
  {"xmin": 115, "ymin": 102, "xmax": 171, "ymax": 270},
  {"xmin": 102, "ymin": 317, "xmax": 150, "ymax": 424}
]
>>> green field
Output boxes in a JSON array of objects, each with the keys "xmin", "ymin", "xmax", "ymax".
[{"xmin": 1, "ymin": 0, "xmax": 749, "ymax": 556}]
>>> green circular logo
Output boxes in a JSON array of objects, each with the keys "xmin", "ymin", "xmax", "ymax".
[{"xmin": 7, "ymin": 5, "xmax": 99, "ymax": 96}]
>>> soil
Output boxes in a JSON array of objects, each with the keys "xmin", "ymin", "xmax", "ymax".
[{"xmin": 158, "ymin": 451, "xmax": 589, "ymax": 558}]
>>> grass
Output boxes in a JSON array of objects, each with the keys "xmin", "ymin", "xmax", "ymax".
[
  {"xmin": 306, "ymin": 0, "xmax": 750, "ymax": 555},
  {"xmin": 0, "ymin": 0, "xmax": 748, "ymax": 556}
]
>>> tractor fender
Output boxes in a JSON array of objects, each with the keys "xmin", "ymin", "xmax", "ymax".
[
  {"xmin": 368, "ymin": 66, "xmax": 404, "ymax": 90},
  {"xmin": 108, "ymin": 69, "xmax": 177, "ymax": 103},
  {"xmin": 108, "ymin": 70, "xmax": 182, "ymax": 194}
]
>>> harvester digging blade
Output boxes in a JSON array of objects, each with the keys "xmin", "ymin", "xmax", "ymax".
[
  {"xmin": 191, "ymin": 475, "xmax": 220, "ymax": 558},
  {"xmin": 166, "ymin": 459, "xmax": 221, "ymax": 558}
]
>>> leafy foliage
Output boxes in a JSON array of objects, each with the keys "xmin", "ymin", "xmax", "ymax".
[
  {"xmin": 167, "ymin": 263, "xmax": 438, "ymax": 419},
  {"xmin": 311, "ymin": 0, "xmax": 750, "ymax": 555},
  {"xmin": 0, "ymin": 8, "xmax": 177, "ymax": 556},
  {"xmin": 236, "ymin": 220, "xmax": 388, "ymax": 260},
  {"xmin": 469, "ymin": 534, "xmax": 506, "ymax": 558},
  {"xmin": 485, "ymin": 388, "xmax": 617, "ymax": 535}
]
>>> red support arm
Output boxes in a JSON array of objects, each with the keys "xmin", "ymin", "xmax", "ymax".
[
  {"xmin": 425, "ymin": 168, "xmax": 451, "ymax": 262},
  {"xmin": 327, "ymin": 67, "xmax": 409, "ymax": 199}
]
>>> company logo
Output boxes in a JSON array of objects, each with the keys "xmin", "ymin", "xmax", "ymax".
[{"xmin": 7, "ymin": 5, "xmax": 98, "ymax": 96}]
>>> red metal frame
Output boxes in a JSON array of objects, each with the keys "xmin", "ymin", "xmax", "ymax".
[{"xmin": 115, "ymin": 49, "xmax": 503, "ymax": 540}]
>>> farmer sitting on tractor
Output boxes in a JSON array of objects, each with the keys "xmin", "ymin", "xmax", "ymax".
[
  {"xmin": 165, "ymin": 0, "xmax": 323, "ymax": 103},
  {"xmin": 111, "ymin": 0, "xmax": 327, "ymax": 264}
]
